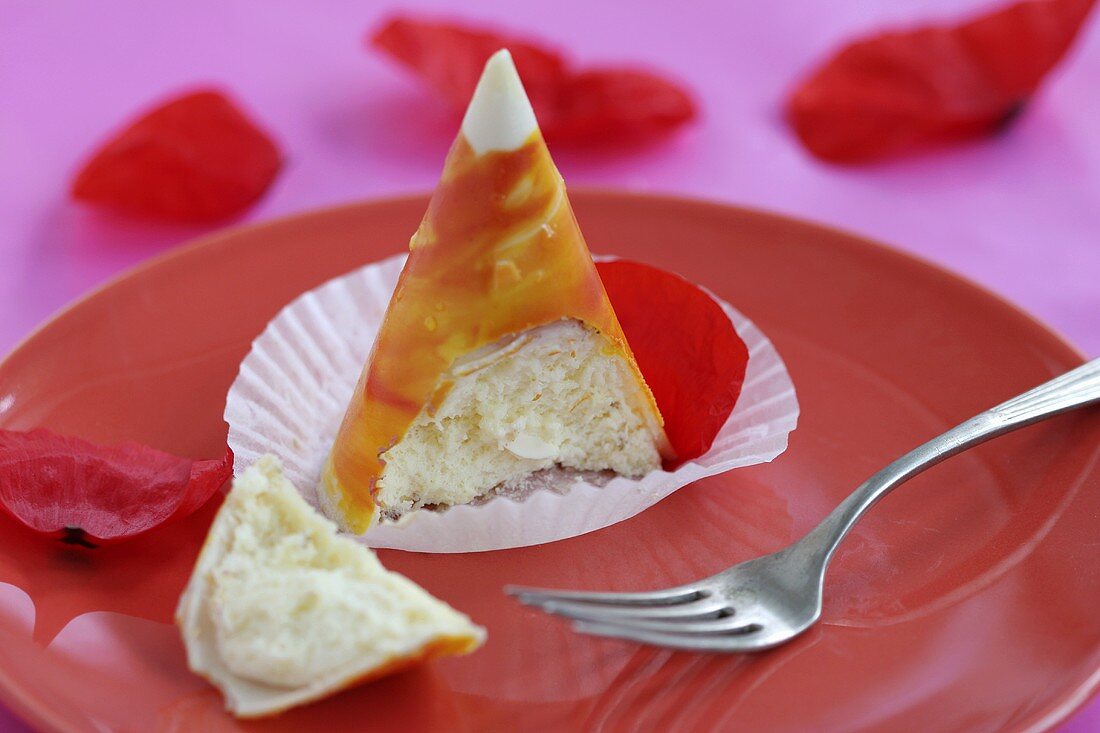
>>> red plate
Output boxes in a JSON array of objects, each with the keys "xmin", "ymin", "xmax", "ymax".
[{"xmin": 0, "ymin": 193, "xmax": 1097, "ymax": 732}]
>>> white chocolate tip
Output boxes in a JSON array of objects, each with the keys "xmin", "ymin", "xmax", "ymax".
[{"xmin": 460, "ymin": 49, "xmax": 540, "ymax": 155}]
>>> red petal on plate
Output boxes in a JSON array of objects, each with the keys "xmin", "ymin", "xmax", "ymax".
[
  {"xmin": 71, "ymin": 89, "xmax": 282, "ymax": 222},
  {"xmin": 545, "ymin": 68, "xmax": 697, "ymax": 144},
  {"xmin": 0, "ymin": 429, "xmax": 232, "ymax": 547},
  {"xmin": 595, "ymin": 260, "xmax": 749, "ymax": 465},
  {"xmin": 786, "ymin": 0, "xmax": 1097, "ymax": 163},
  {"xmin": 369, "ymin": 16, "xmax": 696, "ymax": 144},
  {"xmin": 370, "ymin": 16, "xmax": 568, "ymax": 111}
]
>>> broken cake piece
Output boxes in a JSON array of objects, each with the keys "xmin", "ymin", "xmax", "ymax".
[{"xmin": 176, "ymin": 455, "xmax": 484, "ymax": 718}]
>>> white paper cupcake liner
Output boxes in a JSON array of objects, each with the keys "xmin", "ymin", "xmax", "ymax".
[{"xmin": 225, "ymin": 253, "xmax": 799, "ymax": 553}]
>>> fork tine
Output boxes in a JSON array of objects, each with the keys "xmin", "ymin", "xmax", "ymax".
[
  {"xmin": 573, "ymin": 620, "xmax": 771, "ymax": 653},
  {"xmin": 534, "ymin": 596, "xmax": 730, "ymax": 623},
  {"xmin": 566, "ymin": 615, "xmax": 762, "ymax": 635},
  {"xmin": 505, "ymin": 584, "xmax": 702, "ymax": 607}
]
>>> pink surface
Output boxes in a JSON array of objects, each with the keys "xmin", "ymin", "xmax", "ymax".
[{"xmin": 0, "ymin": 1, "xmax": 1096, "ymax": 731}]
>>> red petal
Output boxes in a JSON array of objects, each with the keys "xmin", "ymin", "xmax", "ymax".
[
  {"xmin": 786, "ymin": 0, "xmax": 1096, "ymax": 163},
  {"xmin": 370, "ymin": 16, "xmax": 695, "ymax": 144},
  {"xmin": 370, "ymin": 16, "xmax": 568, "ymax": 111},
  {"xmin": 0, "ymin": 429, "xmax": 232, "ymax": 546},
  {"xmin": 596, "ymin": 260, "xmax": 749, "ymax": 465},
  {"xmin": 545, "ymin": 68, "xmax": 697, "ymax": 144},
  {"xmin": 71, "ymin": 89, "xmax": 282, "ymax": 222}
]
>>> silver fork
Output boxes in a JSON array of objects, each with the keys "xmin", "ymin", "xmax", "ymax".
[{"xmin": 506, "ymin": 357, "xmax": 1100, "ymax": 652}]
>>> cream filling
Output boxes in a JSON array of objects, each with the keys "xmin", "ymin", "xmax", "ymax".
[{"xmin": 375, "ymin": 320, "xmax": 664, "ymax": 516}]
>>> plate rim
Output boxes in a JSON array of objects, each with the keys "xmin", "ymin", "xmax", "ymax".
[
  {"xmin": 0, "ymin": 190, "xmax": 1094, "ymax": 733},
  {"xmin": 4, "ymin": 190, "xmax": 1087, "ymax": 368}
]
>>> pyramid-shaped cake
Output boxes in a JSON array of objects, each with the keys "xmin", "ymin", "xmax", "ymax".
[{"xmin": 321, "ymin": 50, "xmax": 669, "ymax": 533}]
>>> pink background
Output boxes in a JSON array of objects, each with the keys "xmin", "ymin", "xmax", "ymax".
[{"xmin": 1, "ymin": 1, "xmax": 1097, "ymax": 730}]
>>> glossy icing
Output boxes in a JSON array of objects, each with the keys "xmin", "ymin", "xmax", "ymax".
[{"xmin": 322, "ymin": 51, "xmax": 661, "ymax": 532}]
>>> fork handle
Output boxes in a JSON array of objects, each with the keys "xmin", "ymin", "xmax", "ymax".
[{"xmin": 805, "ymin": 357, "xmax": 1100, "ymax": 566}]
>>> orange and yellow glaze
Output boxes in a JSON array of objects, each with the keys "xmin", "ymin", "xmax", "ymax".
[{"xmin": 323, "ymin": 131, "xmax": 660, "ymax": 532}]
